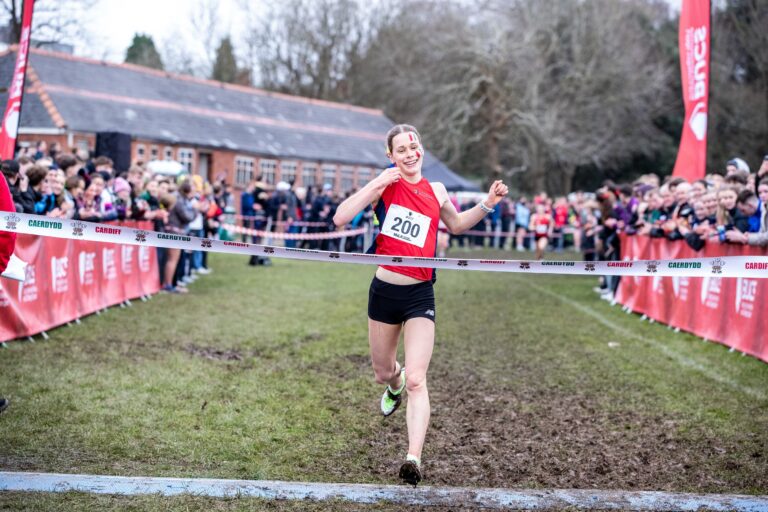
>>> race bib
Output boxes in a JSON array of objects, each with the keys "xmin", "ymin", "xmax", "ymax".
[
  {"xmin": 536, "ymin": 224, "xmax": 548, "ymax": 234},
  {"xmin": 380, "ymin": 203, "xmax": 431, "ymax": 248}
]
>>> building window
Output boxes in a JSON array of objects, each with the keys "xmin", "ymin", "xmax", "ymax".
[
  {"xmin": 322, "ymin": 164, "xmax": 337, "ymax": 188},
  {"xmin": 164, "ymin": 146, "xmax": 173, "ymax": 161},
  {"xmin": 340, "ymin": 166, "xmax": 355, "ymax": 192},
  {"xmin": 235, "ymin": 156, "xmax": 255, "ymax": 187},
  {"xmin": 76, "ymin": 139, "xmax": 89, "ymax": 153},
  {"xmin": 302, "ymin": 163, "xmax": 317, "ymax": 188},
  {"xmin": 150, "ymin": 146, "xmax": 159, "ymax": 161},
  {"xmin": 136, "ymin": 144, "xmax": 145, "ymax": 162},
  {"xmin": 357, "ymin": 167, "xmax": 372, "ymax": 187},
  {"xmin": 260, "ymin": 159, "xmax": 277, "ymax": 185},
  {"xmin": 280, "ymin": 161, "xmax": 297, "ymax": 184},
  {"xmin": 177, "ymin": 148, "xmax": 195, "ymax": 173}
]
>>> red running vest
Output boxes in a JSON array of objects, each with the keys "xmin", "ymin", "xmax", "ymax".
[{"xmin": 370, "ymin": 177, "xmax": 440, "ymax": 281}]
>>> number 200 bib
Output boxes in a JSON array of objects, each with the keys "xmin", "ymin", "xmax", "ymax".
[{"xmin": 380, "ymin": 203, "xmax": 431, "ymax": 248}]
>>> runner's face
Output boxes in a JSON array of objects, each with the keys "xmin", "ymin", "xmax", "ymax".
[{"xmin": 389, "ymin": 132, "xmax": 423, "ymax": 177}]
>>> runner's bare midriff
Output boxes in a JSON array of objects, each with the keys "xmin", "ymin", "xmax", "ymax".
[{"xmin": 375, "ymin": 266, "xmax": 425, "ymax": 285}]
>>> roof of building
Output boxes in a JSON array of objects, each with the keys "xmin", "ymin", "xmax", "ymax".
[{"xmin": 0, "ymin": 47, "xmax": 479, "ymax": 191}]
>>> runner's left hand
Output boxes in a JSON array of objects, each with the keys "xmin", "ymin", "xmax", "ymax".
[{"xmin": 483, "ymin": 180, "xmax": 509, "ymax": 208}]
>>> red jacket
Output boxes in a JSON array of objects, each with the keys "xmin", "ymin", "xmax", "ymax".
[{"xmin": 0, "ymin": 175, "xmax": 16, "ymax": 274}]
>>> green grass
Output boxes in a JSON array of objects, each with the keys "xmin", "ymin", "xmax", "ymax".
[{"xmin": 1, "ymin": 249, "xmax": 766, "ymax": 510}]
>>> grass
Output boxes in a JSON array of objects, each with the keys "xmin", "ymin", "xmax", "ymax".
[{"xmin": 0, "ymin": 248, "xmax": 766, "ymax": 510}]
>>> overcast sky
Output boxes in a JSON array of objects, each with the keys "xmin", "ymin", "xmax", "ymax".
[
  {"xmin": 85, "ymin": 0, "xmax": 250, "ymax": 63},
  {"xmin": 84, "ymin": 0, "xmax": 682, "ymax": 65}
]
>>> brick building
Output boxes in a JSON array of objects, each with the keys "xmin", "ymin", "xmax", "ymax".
[{"xmin": 0, "ymin": 47, "xmax": 478, "ymax": 201}]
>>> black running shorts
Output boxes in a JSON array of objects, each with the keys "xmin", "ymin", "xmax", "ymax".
[{"xmin": 368, "ymin": 276, "xmax": 436, "ymax": 324}]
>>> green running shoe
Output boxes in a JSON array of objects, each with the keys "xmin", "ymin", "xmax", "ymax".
[{"xmin": 380, "ymin": 366, "xmax": 405, "ymax": 417}]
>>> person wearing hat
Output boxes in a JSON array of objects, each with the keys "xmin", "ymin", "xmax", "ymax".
[
  {"xmin": 113, "ymin": 176, "xmax": 133, "ymax": 220},
  {"xmin": 726, "ymin": 157, "xmax": 750, "ymax": 176}
]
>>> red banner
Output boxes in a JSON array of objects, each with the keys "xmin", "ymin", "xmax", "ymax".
[
  {"xmin": 671, "ymin": 0, "xmax": 710, "ymax": 181},
  {"xmin": 616, "ymin": 235, "xmax": 767, "ymax": 362},
  {"xmin": 0, "ymin": 221, "xmax": 160, "ymax": 342},
  {"xmin": 0, "ymin": 0, "xmax": 35, "ymax": 159}
]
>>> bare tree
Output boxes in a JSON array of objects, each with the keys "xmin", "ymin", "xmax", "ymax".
[
  {"xmin": 1, "ymin": 0, "xmax": 97, "ymax": 50},
  {"xmin": 159, "ymin": 0, "xmax": 224, "ymax": 78},
  {"xmin": 707, "ymin": 0, "xmax": 768, "ymax": 170},
  {"xmin": 352, "ymin": 0, "xmax": 675, "ymax": 193},
  {"xmin": 245, "ymin": 0, "xmax": 372, "ymax": 101}
]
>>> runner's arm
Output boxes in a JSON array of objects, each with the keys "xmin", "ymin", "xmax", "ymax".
[
  {"xmin": 438, "ymin": 181, "xmax": 508, "ymax": 235},
  {"xmin": 333, "ymin": 168, "xmax": 401, "ymax": 226}
]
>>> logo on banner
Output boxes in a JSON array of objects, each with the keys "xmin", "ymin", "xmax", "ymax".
[
  {"xmin": 2, "ymin": 104, "xmax": 20, "ymax": 141},
  {"xmin": 78, "ymin": 251, "xmax": 96, "ymax": 285},
  {"xmin": 391, "ymin": 257, "xmax": 403, "ymax": 263},
  {"xmin": 686, "ymin": 25, "xmax": 708, "ymax": 141},
  {"xmin": 18, "ymin": 264, "xmax": 37, "ymax": 303},
  {"xmin": 735, "ymin": 278, "xmax": 756, "ymax": 319},
  {"xmin": 671, "ymin": 276, "xmax": 689, "ymax": 301},
  {"xmin": 102, "ymin": 248, "xmax": 117, "ymax": 280},
  {"xmin": 457, "ymin": 260, "xmax": 468, "ymax": 267},
  {"xmin": 29, "ymin": 219, "xmax": 62, "ymax": 230},
  {"xmin": 138, "ymin": 245, "xmax": 151, "ymax": 272},
  {"xmin": 4, "ymin": 213, "xmax": 20, "ymax": 230},
  {"xmin": 134, "ymin": 230, "xmax": 148, "ymax": 243},
  {"xmin": 745, "ymin": 261, "xmax": 768, "ymax": 270},
  {"xmin": 700, "ymin": 276, "xmax": 721, "ymax": 309},
  {"xmin": 710, "ymin": 258, "xmax": 725, "ymax": 274},
  {"xmin": 329, "ymin": 253, "xmax": 340, "ymax": 259},
  {"xmin": 71, "ymin": 221, "xmax": 86, "ymax": 237},
  {"xmin": 201, "ymin": 239, "xmax": 212, "ymax": 248},
  {"xmin": 121, "ymin": 245, "xmax": 134, "ymax": 274},
  {"xmin": 584, "ymin": 263, "xmax": 596, "ymax": 272},
  {"xmin": 263, "ymin": 247, "xmax": 275, "ymax": 254},
  {"xmin": 51, "ymin": 256, "xmax": 69, "ymax": 294},
  {"xmin": 519, "ymin": 262, "xmax": 531, "ymax": 270},
  {"xmin": 689, "ymin": 102, "xmax": 707, "ymax": 141},
  {"xmin": 645, "ymin": 260, "xmax": 660, "ymax": 273}
]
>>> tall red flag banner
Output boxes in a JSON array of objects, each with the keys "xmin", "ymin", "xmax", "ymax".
[
  {"xmin": 0, "ymin": 0, "xmax": 35, "ymax": 159},
  {"xmin": 671, "ymin": 0, "xmax": 710, "ymax": 181}
]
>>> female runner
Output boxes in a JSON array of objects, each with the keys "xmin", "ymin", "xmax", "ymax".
[
  {"xmin": 334, "ymin": 125, "xmax": 508, "ymax": 485},
  {"xmin": 528, "ymin": 202, "xmax": 553, "ymax": 260}
]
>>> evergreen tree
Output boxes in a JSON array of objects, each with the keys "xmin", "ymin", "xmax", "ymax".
[
  {"xmin": 125, "ymin": 34, "xmax": 164, "ymax": 70},
  {"xmin": 212, "ymin": 36, "xmax": 238, "ymax": 83}
]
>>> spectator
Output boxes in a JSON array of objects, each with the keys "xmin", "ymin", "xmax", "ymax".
[
  {"xmin": 168, "ymin": 181, "xmax": 197, "ymax": 291},
  {"xmin": 514, "ymin": 197, "xmax": 531, "ymax": 251},
  {"xmin": 113, "ymin": 177, "xmax": 132, "ymax": 220},
  {"xmin": 1, "ymin": 159, "xmax": 23, "ymax": 212},
  {"xmin": 715, "ymin": 185, "xmax": 739, "ymax": 233},
  {"xmin": 734, "ymin": 189, "xmax": 759, "ymax": 233},
  {"xmin": 56, "ymin": 154, "xmax": 79, "ymax": 178},
  {"xmin": 32, "ymin": 140, "xmax": 47, "ymax": 160}
]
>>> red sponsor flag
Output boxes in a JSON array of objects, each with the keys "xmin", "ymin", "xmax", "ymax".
[
  {"xmin": 0, "ymin": 0, "xmax": 35, "ymax": 159},
  {"xmin": 671, "ymin": 0, "xmax": 710, "ymax": 181}
]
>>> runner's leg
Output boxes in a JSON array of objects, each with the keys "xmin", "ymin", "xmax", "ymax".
[
  {"xmin": 402, "ymin": 317, "xmax": 435, "ymax": 461},
  {"xmin": 368, "ymin": 319, "xmax": 403, "ymax": 389}
]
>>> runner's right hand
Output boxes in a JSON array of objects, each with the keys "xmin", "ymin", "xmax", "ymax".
[{"xmin": 371, "ymin": 167, "xmax": 401, "ymax": 190}]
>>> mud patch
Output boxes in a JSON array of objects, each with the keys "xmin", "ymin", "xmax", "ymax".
[
  {"xmin": 184, "ymin": 344, "xmax": 244, "ymax": 362},
  {"xmin": 347, "ymin": 364, "xmax": 768, "ymax": 494}
]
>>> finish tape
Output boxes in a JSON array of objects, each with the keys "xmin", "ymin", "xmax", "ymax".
[
  {"xmin": 2, "ymin": 213, "xmax": 768, "ymax": 278},
  {"xmin": 222, "ymin": 223, "xmax": 365, "ymax": 240}
]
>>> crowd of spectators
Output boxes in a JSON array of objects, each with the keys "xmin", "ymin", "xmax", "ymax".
[
  {"xmin": 1, "ymin": 142, "xmax": 235, "ymax": 293},
  {"xmin": 3, "ymin": 141, "xmax": 766, "ymax": 299}
]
